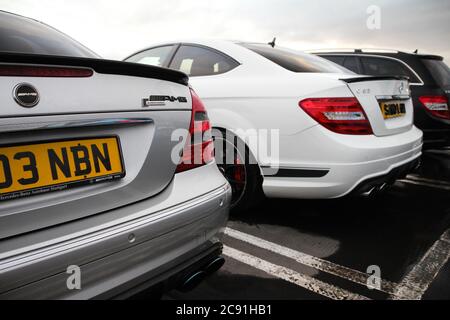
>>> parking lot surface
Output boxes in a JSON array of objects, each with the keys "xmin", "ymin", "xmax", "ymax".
[{"xmin": 165, "ymin": 150, "xmax": 450, "ymax": 300}]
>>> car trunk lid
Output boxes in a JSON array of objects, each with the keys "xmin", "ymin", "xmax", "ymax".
[
  {"xmin": 341, "ymin": 75, "xmax": 414, "ymax": 136},
  {"xmin": 0, "ymin": 55, "xmax": 192, "ymax": 239}
]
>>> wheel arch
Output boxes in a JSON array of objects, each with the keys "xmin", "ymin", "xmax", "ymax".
[{"xmin": 211, "ymin": 126, "xmax": 263, "ymax": 177}]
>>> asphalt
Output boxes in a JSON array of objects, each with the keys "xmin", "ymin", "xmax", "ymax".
[{"xmin": 165, "ymin": 149, "xmax": 450, "ymax": 300}]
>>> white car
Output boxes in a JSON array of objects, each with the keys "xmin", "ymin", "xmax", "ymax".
[{"xmin": 125, "ymin": 40, "xmax": 423, "ymax": 211}]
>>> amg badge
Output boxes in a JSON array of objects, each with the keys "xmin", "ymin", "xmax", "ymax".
[
  {"xmin": 142, "ymin": 95, "xmax": 188, "ymax": 107},
  {"xmin": 13, "ymin": 83, "xmax": 39, "ymax": 108}
]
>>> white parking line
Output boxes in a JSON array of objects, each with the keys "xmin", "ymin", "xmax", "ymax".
[
  {"xmin": 390, "ymin": 229, "xmax": 450, "ymax": 300},
  {"xmin": 223, "ymin": 245, "xmax": 370, "ymax": 300},
  {"xmin": 225, "ymin": 227, "xmax": 414, "ymax": 297},
  {"xmin": 397, "ymin": 179, "xmax": 450, "ymax": 191}
]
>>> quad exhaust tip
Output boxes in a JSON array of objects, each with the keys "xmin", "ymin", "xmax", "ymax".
[
  {"xmin": 178, "ymin": 256, "xmax": 225, "ymax": 292},
  {"xmin": 361, "ymin": 182, "xmax": 389, "ymax": 197}
]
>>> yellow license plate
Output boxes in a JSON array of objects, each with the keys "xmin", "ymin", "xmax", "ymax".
[
  {"xmin": 0, "ymin": 137, "xmax": 125, "ymax": 201},
  {"xmin": 379, "ymin": 101, "xmax": 406, "ymax": 119}
]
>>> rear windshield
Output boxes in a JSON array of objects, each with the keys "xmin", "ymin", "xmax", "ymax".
[
  {"xmin": 0, "ymin": 11, "xmax": 98, "ymax": 58},
  {"xmin": 241, "ymin": 43, "xmax": 350, "ymax": 73},
  {"xmin": 423, "ymin": 59, "xmax": 450, "ymax": 89},
  {"xmin": 359, "ymin": 56, "xmax": 421, "ymax": 83}
]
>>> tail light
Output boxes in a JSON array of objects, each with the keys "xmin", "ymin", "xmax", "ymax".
[
  {"xmin": 419, "ymin": 95, "xmax": 450, "ymax": 120},
  {"xmin": 299, "ymin": 97, "xmax": 373, "ymax": 135},
  {"xmin": 175, "ymin": 89, "xmax": 214, "ymax": 173},
  {"xmin": 0, "ymin": 65, "xmax": 93, "ymax": 77}
]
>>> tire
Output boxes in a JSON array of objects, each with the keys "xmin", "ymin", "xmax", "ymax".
[{"xmin": 212, "ymin": 129, "xmax": 264, "ymax": 214}]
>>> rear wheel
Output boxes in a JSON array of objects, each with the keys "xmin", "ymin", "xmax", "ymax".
[{"xmin": 213, "ymin": 130, "xmax": 263, "ymax": 213}]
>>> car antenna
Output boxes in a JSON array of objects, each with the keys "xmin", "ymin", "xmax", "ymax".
[
  {"xmin": 413, "ymin": 49, "xmax": 418, "ymax": 54},
  {"xmin": 268, "ymin": 37, "xmax": 276, "ymax": 48}
]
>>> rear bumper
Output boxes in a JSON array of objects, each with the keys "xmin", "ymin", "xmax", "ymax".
[
  {"xmin": 349, "ymin": 157, "xmax": 420, "ymax": 196},
  {"xmin": 262, "ymin": 125, "xmax": 423, "ymax": 199},
  {"xmin": 0, "ymin": 164, "xmax": 231, "ymax": 299}
]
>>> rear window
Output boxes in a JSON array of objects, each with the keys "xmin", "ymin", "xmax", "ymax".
[
  {"xmin": 241, "ymin": 44, "xmax": 350, "ymax": 73},
  {"xmin": 169, "ymin": 45, "xmax": 239, "ymax": 77},
  {"xmin": 423, "ymin": 59, "xmax": 450, "ymax": 89},
  {"xmin": 0, "ymin": 12, "xmax": 98, "ymax": 58},
  {"xmin": 321, "ymin": 55, "xmax": 345, "ymax": 65},
  {"xmin": 343, "ymin": 57, "xmax": 360, "ymax": 74},
  {"xmin": 360, "ymin": 56, "xmax": 420, "ymax": 83}
]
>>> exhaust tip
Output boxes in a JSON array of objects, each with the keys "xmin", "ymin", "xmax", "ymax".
[
  {"xmin": 377, "ymin": 183, "xmax": 388, "ymax": 192},
  {"xmin": 178, "ymin": 271, "xmax": 206, "ymax": 293},
  {"xmin": 204, "ymin": 256, "xmax": 225, "ymax": 275},
  {"xmin": 176, "ymin": 256, "xmax": 225, "ymax": 292},
  {"xmin": 361, "ymin": 186, "xmax": 376, "ymax": 197},
  {"xmin": 414, "ymin": 159, "xmax": 422, "ymax": 171}
]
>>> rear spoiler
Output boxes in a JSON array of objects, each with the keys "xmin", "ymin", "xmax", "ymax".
[
  {"xmin": 340, "ymin": 75, "xmax": 409, "ymax": 83},
  {"xmin": 0, "ymin": 52, "xmax": 189, "ymax": 86}
]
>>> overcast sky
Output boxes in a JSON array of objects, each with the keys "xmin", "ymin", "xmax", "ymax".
[{"xmin": 1, "ymin": 0, "xmax": 449, "ymax": 61}]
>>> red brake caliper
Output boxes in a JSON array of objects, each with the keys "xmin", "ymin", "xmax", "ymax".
[{"xmin": 233, "ymin": 156, "xmax": 244, "ymax": 183}]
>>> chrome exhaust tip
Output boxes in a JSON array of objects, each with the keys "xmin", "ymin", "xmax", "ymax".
[
  {"xmin": 361, "ymin": 186, "xmax": 376, "ymax": 197},
  {"xmin": 414, "ymin": 159, "xmax": 422, "ymax": 171},
  {"xmin": 204, "ymin": 256, "xmax": 225, "ymax": 275},
  {"xmin": 177, "ymin": 256, "xmax": 225, "ymax": 292},
  {"xmin": 377, "ymin": 183, "xmax": 388, "ymax": 192},
  {"xmin": 178, "ymin": 271, "xmax": 206, "ymax": 293}
]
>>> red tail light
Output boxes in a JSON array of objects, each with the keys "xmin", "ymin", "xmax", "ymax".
[
  {"xmin": 0, "ymin": 65, "xmax": 93, "ymax": 77},
  {"xmin": 175, "ymin": 89, "xmax": 214, "ymax": 173},
  {"xmin": 299, "ymin": 97, "xmax": 373, "ymax": 135},
  {"xmin": 419, "ymin": 95, "xmax": 450, "ymax": 120}
]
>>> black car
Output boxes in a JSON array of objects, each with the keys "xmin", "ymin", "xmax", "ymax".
[{"xmin": 314, "ymin": 50, "xmax": 450, "ymax": 149}]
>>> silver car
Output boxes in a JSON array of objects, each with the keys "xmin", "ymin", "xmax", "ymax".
[{"xmin": 0, "ymin": 11, "xmax": 230, "ymax": 299}]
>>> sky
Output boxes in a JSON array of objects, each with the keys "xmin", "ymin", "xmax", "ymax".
[{"xmin": 1, "ymin": 0, "xmax": 449, "ymax": 61}]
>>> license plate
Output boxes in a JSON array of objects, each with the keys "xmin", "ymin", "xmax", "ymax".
[
  {"xmin": 0, "ymin": 137, "xmax": 125, "ymax": 201},
  {"xmin": 379, "ymin": 100, "xmax": 406, "ymax": 119}
]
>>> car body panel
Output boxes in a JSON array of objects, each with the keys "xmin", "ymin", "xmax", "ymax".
[{"xmin": 262, "ymin": 125, "xmax": 422, "ymax": 198}]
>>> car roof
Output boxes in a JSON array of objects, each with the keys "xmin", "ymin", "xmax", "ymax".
[
  {"xmin": 126, "ymin": 39, "xmax": 315, "ymax": 65},
  {"xmin": 124, "ymin": 39, "xmax": 353, "ymax": 75},
  {"xmin": 0, "ymin": 10, "xmax": 47, "ymax": 27}
]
